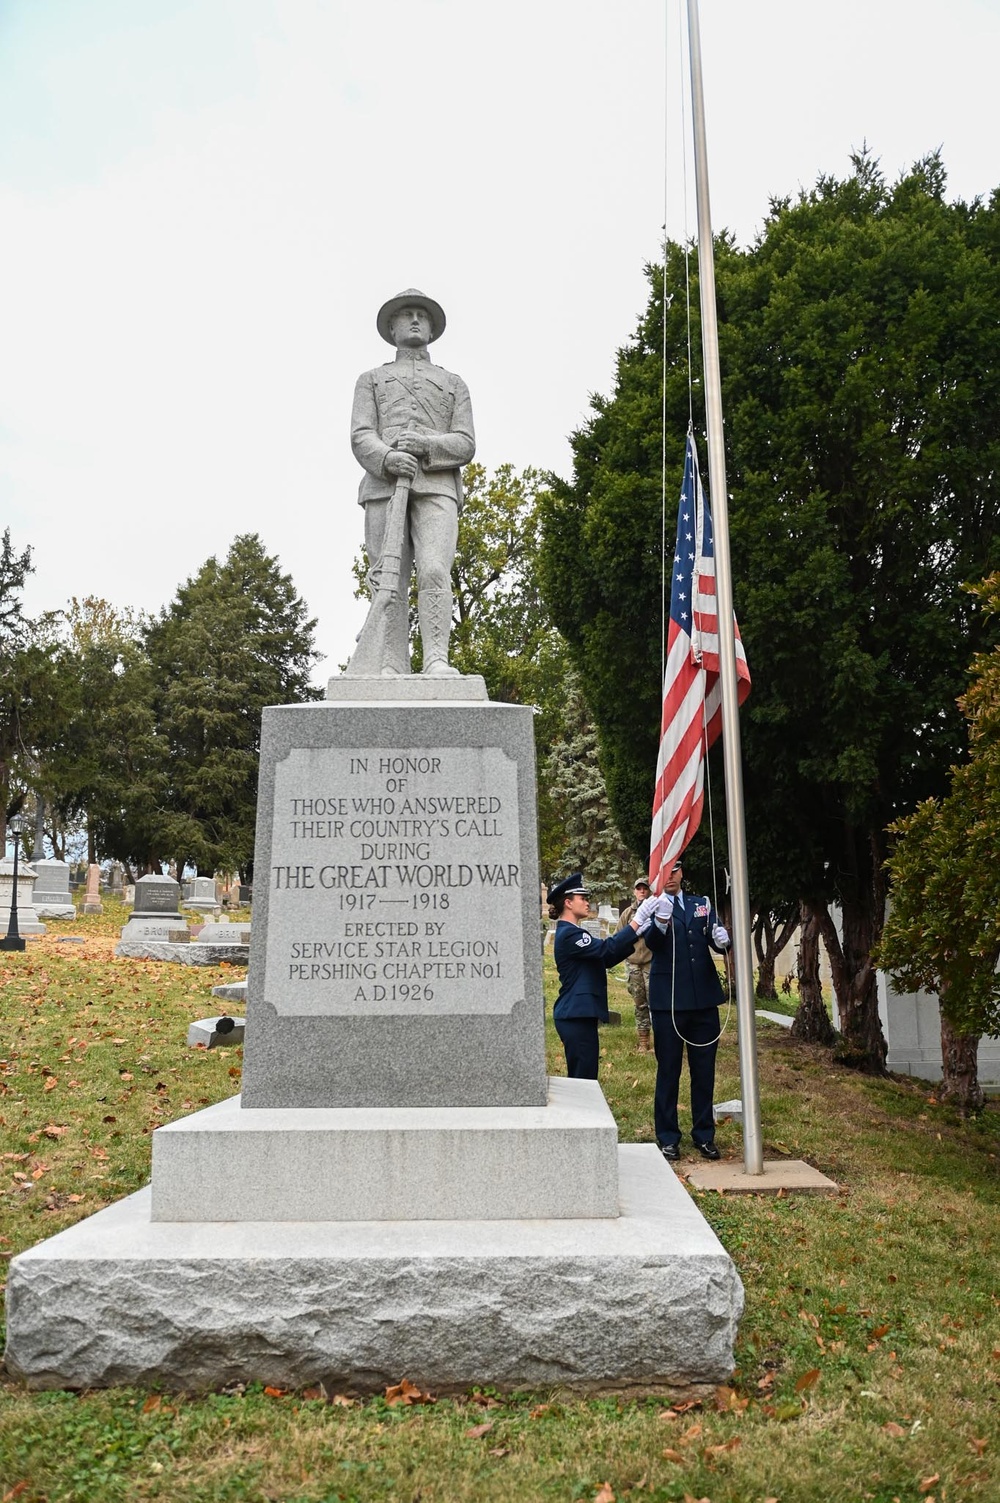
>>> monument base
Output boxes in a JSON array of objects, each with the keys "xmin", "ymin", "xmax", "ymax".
[
  {"xmin": 115, "ymin": 941, "xmax": 250, "ymax": 966},
  {"xmin": 150, "ymin": 1078, "xmax": 618, "ymax": 1222},
  {"xmin": 4, "ymin": 1147, "xmax": 743, "ymax": 1393},
  {"xmin": 33, "ymin": 903, "xmax": 76, "ymax": 920}
]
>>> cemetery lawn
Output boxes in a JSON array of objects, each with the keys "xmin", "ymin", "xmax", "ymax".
[{"xmin": 0, "ymin": 915, "xmax": 998, "ymax": 1502}]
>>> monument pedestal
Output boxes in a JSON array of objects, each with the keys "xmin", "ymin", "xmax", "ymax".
[
  {"xmin": 5, "ymin": 683, "xmax": 744, "ymax": 1392},
  {"xmin": 4, "ymin": 1148, "xmax": 742, "ymax": 1394},
  {"xmin": 150, "ymin": 1077, "xmax": 618, "ymax": 1223}
]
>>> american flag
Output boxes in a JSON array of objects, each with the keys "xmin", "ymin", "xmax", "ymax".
[{"xmin": 648, "ymin": 432, "xmax": 751, "ymax": 890}]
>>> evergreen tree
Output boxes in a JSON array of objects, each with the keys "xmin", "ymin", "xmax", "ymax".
[
  {"xmin": 541, "ymin": 670, "xmax": 639, "ymax": 900},
  {"xmin": 539, "ymin": 153, "xmax": 1000, "ymax": 1074},
  {"xmin": 146, "ymin": 535, "xmax": 321, "ymax": 878}
]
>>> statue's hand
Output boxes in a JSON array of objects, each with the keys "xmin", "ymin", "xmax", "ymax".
[
  {"xmin": 385, "ymin": 449, "xmax": 419, "ymax": 479},
  {"xmin": 397, "ymin": 431, "xmax": 431, "ymax": 458}
]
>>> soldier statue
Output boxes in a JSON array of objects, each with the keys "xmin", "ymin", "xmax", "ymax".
[{"xmin": 346, "ymin": 289, "xmax": 475, "ymax": 677}]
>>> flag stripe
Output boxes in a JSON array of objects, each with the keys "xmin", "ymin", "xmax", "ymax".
[{"xmin": 648, "ymin": 434, "xmax": 751, "ymax": 890}]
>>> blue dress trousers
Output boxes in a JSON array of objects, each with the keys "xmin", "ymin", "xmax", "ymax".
[{"xmin": 644, "ymin": 895, "xmax": 728, "ymax": 1146}]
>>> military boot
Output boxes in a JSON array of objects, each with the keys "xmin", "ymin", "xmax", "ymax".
[{"xmin": 419, "ymin": 589, "xmax": 460, "ymax": 677}]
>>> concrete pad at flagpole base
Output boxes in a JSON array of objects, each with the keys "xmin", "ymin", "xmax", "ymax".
[{"xmin": 684, "ymin": 1158, "xmax": 840, "ymax": 1195}]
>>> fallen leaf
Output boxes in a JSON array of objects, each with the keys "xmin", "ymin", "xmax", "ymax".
[
  {"xmin": 970, "ymin": 1437, "xmax": 989, "ymax": 1456},
  {"xmin": 43, "ymin": 1123, "xmax": 68, "ymax": 1139},
  {"xmin": 487, "ymin": 1446, "xmax": 510, "ymax": 1458},
  {"xmin": 529, "ymin": 1402, "xmax": 552, "ymax": 1418},
  {"xmin": 757, "ymin": 1372, "xmax": 776, "ymax": 1391},
  {"xmin": 673, "ymin": 1398, "xmax": 702, "ymax": 1413},
  {"xmin": 263, "ymin": 1385, "xmax": 287, "ymax": 1398},
  {"xmin": 871, "ymin": 1324, "xmax": 891, "ymax": 1340},
  {"xmin": 2, "ymin": 1482, "xmax": 29, "ymax": 1500},
  {"xmin": 794, "ymin": 1368, "xmax": 821, "ymax": 1392},
  {"xmin": 881, "ymin": 1422, "xmax": 907, "ymax": 1437},
  {"xmin": 331, "ymin": 1394, "xmax": 356, "ymax": 1408},
  {"xmin": 919, "ymin": 1477, "xmax": 939, "ymax": 1493},
  {"xmin": 465, "ymin": 1422, "xmax": 494, "ymax": 1439},
  {"xmin": 662, "ymin": 1448, "xmax": 686, "ymax": 1464},
  {"xmin": 67, "ymin": 1193, "xmax": 83, "ymax": 1203},
  {"xmin": 593, "ymin": 1486, "xmax": 615, "ymax": 1503},
  {"xmin": 44, "ymin": 1077, "xmax": 57, "ymax": 1092},
  {"xmin": 679, "ymin": 1422, "xmax": 703, "ymax": 1444},
  {"xmin": 301, "ymin": 1386, "xmax": 325, "ymax": 1401},
  {"xmin": 704, "ymin": 1436, "xmax": 742, "ymax": 1457},
  {"xmin": 384, "ymin": 1377, "xmax": 434, "ymax": 1406}
]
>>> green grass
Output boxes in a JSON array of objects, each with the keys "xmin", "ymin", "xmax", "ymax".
[{"xmin": 1, "ymin": 914, "xmax": 999, "ymax": 1501}]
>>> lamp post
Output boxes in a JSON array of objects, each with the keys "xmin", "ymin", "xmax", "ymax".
[{"xmin": 1, "ymin": 813, "xmax": 27, "ymax": 952}]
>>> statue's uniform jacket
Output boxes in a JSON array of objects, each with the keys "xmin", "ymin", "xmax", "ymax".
[{"xmin": 351, "ymin": 355, "xmax": 476, "ymax": 507}]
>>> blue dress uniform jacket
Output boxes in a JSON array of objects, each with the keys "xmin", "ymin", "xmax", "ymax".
[
  {"xmin": 645, "ymin": 896, "xmax": 727, "ymax": 1013},
  {"xmin": 553, "ymin": 921, "xmax": 638, "ymax": 1022}
]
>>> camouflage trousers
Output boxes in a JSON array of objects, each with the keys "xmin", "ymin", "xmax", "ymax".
[{"xmin": 626, "ymin": 963, "xmax": 651, "ymax": 1033}]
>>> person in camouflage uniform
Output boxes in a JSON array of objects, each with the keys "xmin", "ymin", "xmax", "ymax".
[{"xmin": 618, "ymin": 878, "xmax": 654, "ymax": 1052}]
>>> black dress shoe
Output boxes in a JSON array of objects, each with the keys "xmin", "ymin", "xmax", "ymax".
[
  {"xmin": 659, "ymin": 1143, "xmax": 681, "ymax": 1161},
  {"xmin": 697, "ymin": 1141, "xmax": 721, "ymax": 1161}
]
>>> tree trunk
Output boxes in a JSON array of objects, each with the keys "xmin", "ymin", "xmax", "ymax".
[
  {"xmin": 818, "ymin": 830, "xmax": 889, "ymax": 1075},
  {"xmin": 754, "ymin": 907, "xmax": 799, "ymax": 1002},
  {"xmin": 753, "ymin": 910, "xmax": 777, "ymax": 1000},
  {"xmin": 939, "ymin": 1009, "xmax": 984, "ymax": 1116},
  {"xmin": 791, "ymin": 900, "xmax": 837, "ymax": 1044},
  {"xmin": 87, "ymin": 822, "xmax": 96, "ymax": 865},
  {"xmin": 32, "ymin": 794, "xmax": 45, "ymax": 861}
]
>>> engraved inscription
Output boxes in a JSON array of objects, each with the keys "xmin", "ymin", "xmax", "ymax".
[{"xmin": 264, "ymin": 747, "xmax": 523, "ymax": 1016}]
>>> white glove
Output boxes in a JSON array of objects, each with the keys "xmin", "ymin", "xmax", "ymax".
[
  {"xmin": 712, "ymin": 923, "xmax": 730, "ymax": 948},
  {"xmin": 654, "ymin": 894, "xmax": 675, "ymax": 922},
  {"xmin": 633, "ymin": 894, "xmax": 659, "ymax": 927}
]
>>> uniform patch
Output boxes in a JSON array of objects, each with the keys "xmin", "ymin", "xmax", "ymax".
[
  {"xmin": 695, "ymin": 904, "xmax": 709, "ymax": 919},
  {"xmin": 575, "ymin": 934, "xmax": 592, "ymax": 947}
]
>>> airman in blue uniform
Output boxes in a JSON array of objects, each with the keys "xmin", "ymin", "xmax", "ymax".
[
  {"xmin": 549, "ymin": 873, "xmax": 657, "ymax": 1079},
  {"xmin": 645, "ymin": 857, "xmax": 731, "ymax": 1161}
]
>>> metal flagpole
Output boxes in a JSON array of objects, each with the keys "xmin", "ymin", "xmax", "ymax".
[{"xmin": 685, "ymin": 0, "xmax": 763, "ymax": 1174}]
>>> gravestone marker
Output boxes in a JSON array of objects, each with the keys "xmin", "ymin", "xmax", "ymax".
[
  {"xmin": 82, "ymin": 863, "xmax": 102, "ymax": 915},
  {"xmin": 31, "ymin": 859, "xmax": 76, "ymax": 920}
]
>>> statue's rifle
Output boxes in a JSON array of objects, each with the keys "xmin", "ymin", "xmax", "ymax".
[{"xmin": 346, "ymin": 472, "xmax": 411, "ymax": 675}]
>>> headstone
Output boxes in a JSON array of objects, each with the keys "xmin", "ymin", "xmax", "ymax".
[
  {"xmin": 82, "ymin": 863, "xmax": 102, "ymax": 915},
  {"xmin": 31, "ymin": 859, "xmax": 76, "ymax": 920},
  {"xmin": 184, "ymin": 876, "xmax": 220, "ymax": 913},
  {"xmin": 115, "ymin": 874, "xmax": 186, "ymax": 949},
  {"xmin": 197, "ymin": 924, "xmax": 251, "ymax": 945},
  {"xmin": 877, "ymin": 972, "xmax": 1000, "ymax": 1087},
  {"xmin": 0, "ymin": 859, "xmax": 46, "ymax": 935},
  {"xmin": 122, "ymin": 884, "xmax": 135, "ymax": 906}
]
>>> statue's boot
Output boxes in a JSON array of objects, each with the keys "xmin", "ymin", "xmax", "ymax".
[
  {"xmin": 419, "ymin": 589, "xmax": 460, "ymax": 677},
  {"xmin": 381, "ymin": 590, "xmax": 411, "ymax": 676}
]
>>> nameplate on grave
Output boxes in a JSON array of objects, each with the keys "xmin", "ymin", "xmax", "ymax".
[{"xmin": 266, "ymin": 746, "xmax": 521, "ymax": 1017}]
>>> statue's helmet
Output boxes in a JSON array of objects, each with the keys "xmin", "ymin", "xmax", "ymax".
[{"xmin": 377, "ymin": 288, "xmax": 446, "ymax": 345}]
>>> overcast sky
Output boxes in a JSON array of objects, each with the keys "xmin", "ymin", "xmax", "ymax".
[{"xmin": 3, "ymin": 0, "xmax": 1000, "ymax": 679}]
